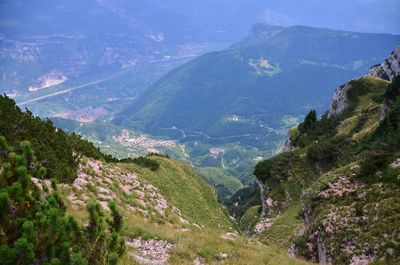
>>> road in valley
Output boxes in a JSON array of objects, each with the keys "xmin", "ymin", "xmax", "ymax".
[{"xmin": 18, "ymin": 69, "xmax": 133, "ymax": 106}]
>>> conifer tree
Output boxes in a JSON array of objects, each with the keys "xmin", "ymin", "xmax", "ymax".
[{"xmin": 0, "ymin": 137, "xmax": 125, "ymax": 264}]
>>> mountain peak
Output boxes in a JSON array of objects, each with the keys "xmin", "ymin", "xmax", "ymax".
[{"xmin": 369, "ymin": 45, "xmax": 400, "ymax": 81}]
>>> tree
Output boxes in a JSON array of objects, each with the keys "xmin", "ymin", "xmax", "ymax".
[
  {"xmin": 0, "ymin": 137, "xmax": 124, "ymax": 264},
  {"xmin": 0, "ymin": 95, "xmax": 116, "ymax": 183},
  {"xmin": 299, "ymin": 110, "xmax": 317, "ymax": 133}
]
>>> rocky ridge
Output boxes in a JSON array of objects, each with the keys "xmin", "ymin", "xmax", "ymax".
[{"xmin": 368, "ymin": 46, "xmax": 400, "ymax": 81}]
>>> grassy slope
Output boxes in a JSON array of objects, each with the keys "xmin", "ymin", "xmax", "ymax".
[
  {"xmin": 123, "ymin": 157, "xmax": 312, "ymax": 264},
  {"xmin": 119, "ymin": 157, "xmax": 234, "ymax": 230},
  {"xmin": 60, "ymin": 156, "xmax": 311, "ymax": 265},
  {"xmin": 259, "ymin": 203, "xmax": 304, "ymax": 249},
  {"xmin": 196, "ymin": 167, "xmax": 243, "ymax": 195},
  {"xmin": 242, "ymin": 76, "xmax": 400, "ymax": 263}
]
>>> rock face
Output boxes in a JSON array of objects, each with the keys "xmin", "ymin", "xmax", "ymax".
[
  {"xmin": 327, "ymin": 82, "xmax": 352, "ymax": 118},
  {"xmin": 368, "ymin": 46, "xmax": 400, "ymax": 81},
  {"xmin": 380, "ymin": 100, "xmax": 391, "ymax": 120},
  {"xmin": 390, "ymin": 158, "xmax": 400, "ymax": 169},
  {"xmin": 126, "ymin": 238, "xmax": 174, "ymax": 265},
  {"xmin": 317, "ymin": 234, "xmax": 329, "ymax": 265},
  {"xmin": 328, "ymin": 46, "xmax": 400, "ymax": 119},
  {"xmin": 369, "ymin": 46, "xmax": 400, "ymax": 120},
  {"xmin": 282, "ymin": 132, "xmax": 294, "ymax": 152},
  {"xmin": 256, "ymin": 178, "xmax": 269, "ymax": 218},
  {"xmin": 253, "ymin": 218, "xmax": 273, "ymax": 236}
]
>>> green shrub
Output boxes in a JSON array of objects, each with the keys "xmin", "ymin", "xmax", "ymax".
[
  {"xmin": 383, "ymin": 75, "xmax": 400, "ymax": 101},
  {"xmin": 254, "ymin": 152, "xmax": 295, "ymax": 182},
  {"xmin": 298, "ymin": 110, "xmax": 317, "ymax": 133},
  {"xmin": 293, "ymin": 111, "xmax": 342, "ymax": 148},
  {"xmin": 120, "ymin": 156, "xmax": 160, "ymax": 171},
  {"xmin": 306, "ymin": 140, "xmax": 342, "ymax": 169},
  {"xmin": 356, "ymin": 77, "xmax": 400, "ymax": 182},
  {"xmin": 0, "ymin": 137, "xmax": 124, "ymax": 264},
  {"xmin": 0, "ymin": 95, "xmax": 116, "ymax": 183}
]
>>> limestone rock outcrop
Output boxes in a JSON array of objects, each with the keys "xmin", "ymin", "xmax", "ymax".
[
  {"xmin": 327, "ymin": 82, "xmax": 352, "ymax": 118},
  {"xmin": 368, "ymin": 46, "xmax": 400, "ymax": 81}
]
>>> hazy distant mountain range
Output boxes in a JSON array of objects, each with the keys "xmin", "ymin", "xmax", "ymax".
[
  {"xmin": 114, "ymin": 25, "xmax": 400, "ymax": 145},
  {"xmin": 1, "ymin": 0, "xmax": 398, "ymax": 108}
]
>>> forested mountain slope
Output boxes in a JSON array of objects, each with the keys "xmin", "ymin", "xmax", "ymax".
[{"xmin": 115, "ymin": 25, "xmax": 400, "ymax": 146}]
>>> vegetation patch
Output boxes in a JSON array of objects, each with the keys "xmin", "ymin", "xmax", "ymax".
[{"xmin": 0, "ymin": 138, "xmax": 125, "ymax": 265}]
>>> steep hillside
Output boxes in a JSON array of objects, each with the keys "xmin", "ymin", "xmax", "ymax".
[
  {"xmin": 0, "ymin": 95, "xmax": 114, "ymax": 182},
  {"xmin": 0, "ymin": 139, "xmax": 310, "ymax": 265},
  {"xmin": 233, "ymin": 47, "xmax": 400, "ymax": 264},
  {"xmin": 55, "ymin": 152, "xmax": 313, "ymax": 264},
  {"xmin": 115, "ymin": 25, "xmax": 400, "ymax": 143},
  {"xmin": 0, "ymin": 96, "xmax": 311, "ymax": 264}
]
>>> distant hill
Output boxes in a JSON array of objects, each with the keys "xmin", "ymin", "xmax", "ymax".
[{"xmin": 114, "ymin": 25, "xmax": 400, "ymax": 146}]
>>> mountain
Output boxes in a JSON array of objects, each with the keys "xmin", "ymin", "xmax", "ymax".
[
  {"xmin": 3, "ymin": 49, "xmax": 398, "ymax": 265},
  {"xmin": 229, "ymin": 47, "xmax": 400, "ymax": 264},
  {"xmin": 0, "ymin": 0, "xmax": 231, "ymax": 121},
  {"xmin": 114, "ymin": 25, "xmax": 400, "ymax": 144},
  {"xmin": 0, "ymin": 94, "xmax": 311, "ymax": 264},
  {"xmin": 2, "ymin": 0, "xmax": 399, "ymax": 121}
]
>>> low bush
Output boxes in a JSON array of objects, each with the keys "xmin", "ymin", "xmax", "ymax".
[
  {"xmin": 306, "ymin": 139, "xmax": 342, "ymax": 170},
  {"xmin": 120, "ymin": 156, "xmax": 160, "ymax": 171},
  {"xmin": 0, "ymin": 95, "xmax": 116, "ymax": 183},
  {"xmin": 0, "ymin": 137, "xmax": 125, "ymax": 264}
]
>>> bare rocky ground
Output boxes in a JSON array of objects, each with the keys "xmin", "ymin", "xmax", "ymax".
[
  {"xmin": 126, "ymin": 237, "xmax": 174, "ymax": 265},
  {"xmin": 65, "ymin": 158, "xmax": 189, "ymax": 222},
  {"xmin": 253, "ymin": 218, "xmax": 273, "ymax": 236}
]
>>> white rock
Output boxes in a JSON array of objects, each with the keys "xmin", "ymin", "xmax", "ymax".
[
  {"xmin": 368, "ymin": 46, "xmax": 400, "ymax": 81},
  {"xmin": 327, "ymin": 82, "xmax": 352, "ymax": 118}
]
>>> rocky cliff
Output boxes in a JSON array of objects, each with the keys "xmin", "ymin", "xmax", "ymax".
[
  {"xmin": 370, "ymin": 46, "xmax": 400, "ymax": 120},
  {"xmin": 282, "ymin": 132, "xmax": 295, "ymax": 152},
  {"xmin": 256, "ymin": 178, "xmax": 269, "ymax": 218},
  {"xmin": 326, "ymin": 47, "xmax": 400, "ymax": 119},
  {"xmin": 327, "ymin": 82, "xmax": 352, "ymax": 118},
  {"xmin": 368, "ymin": 46, "xmax": 400, "ymax": 81}
]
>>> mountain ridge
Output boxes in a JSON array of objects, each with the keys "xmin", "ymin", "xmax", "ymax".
[
  {"xmin": 230, "ymin": 46, "xmax": 400, "ymax": 264},
  {"xmin": 114, "ymin": 24, "xmax": 400, "ymax": 141}
]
